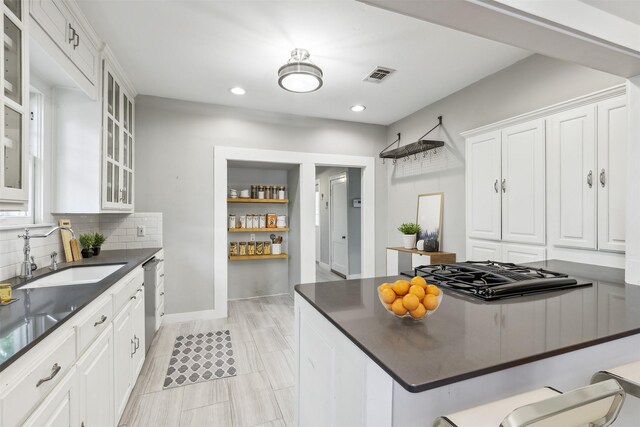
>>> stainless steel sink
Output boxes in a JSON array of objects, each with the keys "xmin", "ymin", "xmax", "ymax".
[{"xmin": 20, "ymin": 264, "xmax": 126, "ymax": 289}]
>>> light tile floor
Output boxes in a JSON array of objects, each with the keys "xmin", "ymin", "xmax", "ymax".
[
  {"xmin": 120, "ymin": 295, "xmax": 295, "ymax": 427},
  {"xmin": 315, "ymin": 263, "xmax": 345, "ymax": 282}
]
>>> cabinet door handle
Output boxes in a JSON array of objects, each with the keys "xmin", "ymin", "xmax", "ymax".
[
  {"xmin": 494, "ymin": 179, "xmax": 499, "ymax": 193},
  {"xmin": 94, "ymin": 315, "xmax": 107, "ymax": 327},
  {"xmin": 131, "ymin": 339, "xmax": 136, "ymax": 357},
  {"xmin": 587, "ymin": 170, "xmax": 593, "ymax": 188},
  {"xmin": 160, "ymin": 274, "xmax": 165, "ymax": 278},
  {"xmin": 160, "ymin": 292, "xmax": 165, "ymax": 296},
  {"xmin": 68, "ymin": 24, "xmax": 75, "ymax": 44},
  {"xmin": 36, "ymin": 363, "xmax": 61, "ymax": 387},
  {"xmin": 600, "ymin": 169, "xmax": 606, "ymax": 187},
  {"xmin": 161, "ymin": 312, "xmax": 165, "ymax": 317},
  {"xmin": 74, "ymin": 32, "xmax": 80, "ymax": 49},
  {"xmin": 130, "ymin": 295, "xmax": 137, "ymax": 300},
  {"xmin": 501, "ymin": 179, "xmax": 506, "ymax": 193}
]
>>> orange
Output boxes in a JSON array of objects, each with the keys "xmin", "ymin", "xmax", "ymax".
[
  {"xmin": 378, "ymin": 283, "xmax": 393, "ymax": 293},
  {"xmin": 410, "ymin": 303, "xmax": 427, "ymax": 319},
  {"xmin": 410, "ymin": 276, "xmax": 427, "ymax": 289},
  {"xmin": 402, "ymin": 293, "xmax": 420, "ymax": 311},
  {"xmin": 423, "ymin": 294, "xmax": 439, "ymax": 311},
  {"xmin": 392, "ymin": 280, "xmax": 410, "ymax": 296},
  {"xmin": 386, "ymin": 303, "xmax": 393, "ymax": 311},
  {"xmin": 409, "ymin": 285, "xmax": 426, "ymax": 300},
  {"xmin": 380, "ymin": 288, "xmax": 396, "ymax": 304},
  {"xmin": 426, "ymin": 284, "xmax": 440, "ymax": 296},
  {"xmin": 391, "ymin": 298, "xmax": 408, "ymax": 316}
]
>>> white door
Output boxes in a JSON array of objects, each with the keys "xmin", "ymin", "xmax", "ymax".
[
  {"xmin": 77, "ymin": 325, "xmax": 114, "ymax": 427},
  {"xmin": 466, "ymin": 239, "xmax": 502, "ymax": 262},
  {"xmin": 132, "ymin": 288, "xmax": 146, "ymax": 377},
  {"xmin": 597, "ymin": 95, "xmax": 627, "ymax": 253},
  {"xmin": 501, "ymin": 119, "xmax": 546, "ymax": 245},
  {"xmin": 547, "ymin": 105, "xmax": 597, "ymax": 249},
  {"xmin": 466, "ymin": 131, "xmax": 502, "ymax": 241},
  {"xmin": 113, "ymin": 302, "xmax": 133, "ymax": 420},
  {"xmin": 330, "ymin": 175, "xmax": 348, "ymax": 277}
]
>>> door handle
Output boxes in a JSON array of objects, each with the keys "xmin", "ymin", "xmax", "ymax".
[
  {"xmin": 68, "ymin": 24, "xmax": 75, "ymax": 44},
  {"xmin": 131, "ymin": 338, "xmax": 136, "ymax": 357},
  {"xmin": 74, "ymin": 32, "xmax": 80, "ymax": 49},
  {"xmin": 134, "ymin": 335, "xmax": 140, "ymax": 350},
  {"xmin": 587, "ymin": 170, "xmax": 593, "ymax": 188},
  {"xmin": 341, "ymin": 236, "xmax": 346, "ymax": 239},
  {"xmin": 600, "ymin": 169, "xmax": 606, "ymax": 187},
  {"xmin": 36, "ymin": 363, "xmax": 61, "ymax": 387},
  {"xmin": 501, "ymin": 179, "xmax": 506, "ymax": 193},
  {"xmin": 494, "ymin": 179, "xmax": 499, "ymax": 193},
  {"xmin": 94, "ymin": 315, "xmax": 107, "ymax": 327},
  {"xmin": 160, "ymin": 292, "xmax": 165, "ymax": 296}
]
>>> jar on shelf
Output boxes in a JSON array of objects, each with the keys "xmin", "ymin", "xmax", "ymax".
[
  {"xmin": 251, "ymin": 185, "xmax": 257, "ymax": 199},
  {"xmin": 239, "ymin": 242, "xmax": 247, "ymax": 256},
  {"xmin": 278, "ymin": 186, "xmax": 286, "ymax": 200},
  {"xmin": 276, "ymin": 215, "xmax": 287, "ymax": 228},
  {"xmin": 257, "ymin": 186, "xmax": 265, "ymax": 199},
  {"xmin": 266, "ymin": 213, "xmax": 277, "ymax": 228},
  {"xmin": 252, "ymin": 214, "xmax": 260, "ymax": 228},
  {"xmin": 239, "ymin": 215, "xmax": 246, "ymax": 228},
  {"xmin": 229, "ymin": 242, "xmax": 238, "ymax": 256},
  {"xmin": 256, "ymin": 241, "xmax": 264, "ymax": 255},
  {"xmin": 247, "ymin": 241, "xmax": 256, "ymax": 256},
  {"xmin": 245, "ymin": 214, "xmax": 252, "ymax": 229},
  {"xmin": 259, "ymin": 214, "xmax": 266, "ymax": 229},
  {"xmin": 264, "ymin": 241, "xmax": 271, "ymax": 255},
  {"xmin": 228, "ymin": 214, "xmax": 236, "ymax": 229},
  {"xmin": 265, "ymin": 186, "xmax": 272, "ymax": 200}
]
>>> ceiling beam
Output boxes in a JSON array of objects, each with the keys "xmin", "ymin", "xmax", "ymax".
[{"xmin": 358, "ymin": 0, "xmax": 640, "ymax": 77}]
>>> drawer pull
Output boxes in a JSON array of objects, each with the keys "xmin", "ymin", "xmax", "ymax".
[
  {"xmin": 130, "ymin": 295, "xmax": 137, "ymax": 300},
  {"xmin": 36, "ymin": 363, "xmax": 61, "ymax": 387},
  {"xmin": 94, "ymin": 315, "xmax": 108, "ymax": 327}
]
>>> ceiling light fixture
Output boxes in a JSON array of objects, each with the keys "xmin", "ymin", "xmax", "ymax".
[
  {"xmin": 278, "ymin": 48, "xmax": 323, "ymax": 93},
  {"xmin": 230, "ymin": 87, "xmax": 246, "ymax": 95},
  {"xmin": 350, "ymin": 105, "xmax": 366, "ymax": 112}
]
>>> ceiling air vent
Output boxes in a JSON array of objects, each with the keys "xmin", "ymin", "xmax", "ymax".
[{"xmin": 363, "ymin": 66, "xmax": 395, "ymax": 83}]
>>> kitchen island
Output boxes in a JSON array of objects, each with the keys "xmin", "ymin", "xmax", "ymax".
[{"xmin": 294, "ymin": 260, "xmax": 640, "ymax": 426}]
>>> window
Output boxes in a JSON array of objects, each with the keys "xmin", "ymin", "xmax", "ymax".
[{"xmin": 0, "ymin": 90, "xmax": 43, "ymax": 226}]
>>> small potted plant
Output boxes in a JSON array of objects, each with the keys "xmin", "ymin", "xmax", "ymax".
[
  {"xmin": 79, "ymin": 233, "xmax": 95, "ymax": 258},
  {"xmin": 398, "ymin": 222, "xmax": 421, "ymax": 249},
  {"xmin": 92, "ymin": 233, "xmax": 106, "ymax": 256}
]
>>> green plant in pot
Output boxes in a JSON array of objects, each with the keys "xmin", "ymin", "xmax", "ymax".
[
  {"xmin": 398, "ymin": 222, "xmax": 421, "ymax": 249},
  {"xmin": 92, "ymin": 233, "xmax": 106, "ymax": 256},
  {"xmin": 79, "ymin": 233, "xmax": 95, "ymax": 258}
]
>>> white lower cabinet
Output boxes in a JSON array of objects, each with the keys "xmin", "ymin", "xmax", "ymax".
[
  {"xmin": 501, "ymin": 243, "xmax": 546, "ymax": 264},
  {"xmin": 0, "ymin": 266, "xmax": 149, "ymax": 427},
  {"xmin": 467, "ymin": 239, "xmax": 502, "ymax": 261},
  {"xmin": 22, "ymin": 367, "xmax": 79, "ymax": 427},
  {"xmin": 77, "ymin": 325, "xmax": 114, "ymax": 427}
]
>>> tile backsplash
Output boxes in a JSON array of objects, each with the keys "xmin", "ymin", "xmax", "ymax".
[{"xmin": 0, "ymin": 212, "xmax": 162, "ymax": 281}]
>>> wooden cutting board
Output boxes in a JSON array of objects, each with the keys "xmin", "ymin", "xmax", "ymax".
[
  {"xmin": 58, "ymin": 219, "xmax": 74, "ymax": 262},
  {"xmin": 70, "ymin": 239, "xmax": 82, "ymax": 261}
]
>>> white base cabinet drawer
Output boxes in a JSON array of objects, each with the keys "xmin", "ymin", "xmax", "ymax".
[
  {"xmin": 76, "ymin": 293, "xmax": 113, "ymax": 355},
  {"xmin": 22, "ymin": 367, "xmax": 79, "ymax": 427},
  {"xmin": 467, "ymin": 240, "xmax": 503, "ymax": 262},
  {"xmin": 502, "ymin": 243, "xmax": 546, "ymax": 264},
  {"xmin": 0, "ymin": 328, "xmax": 76, "ymax": 427}
]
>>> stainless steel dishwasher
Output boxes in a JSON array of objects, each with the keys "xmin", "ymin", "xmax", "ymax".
[{"xmin": 143, "ymin": 255, "xmax": 165, "ymax": 353}]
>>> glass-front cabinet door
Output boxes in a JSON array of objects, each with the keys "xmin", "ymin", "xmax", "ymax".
[
  {"xmin": 0, "ymin": 0, "xmax": 28, "ymax": 205},
  {"xmin": 102, "ymin": 61, "xmax": 134, "ymax": 210}
]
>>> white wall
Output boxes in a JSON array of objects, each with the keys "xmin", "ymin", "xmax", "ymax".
[
  {"xmin": 385, "ymin": 54, "xmax": 624, "ymax": 259},
  {"xmin": 134, "ymin": 96, "xmax": 387, "ymax": 315}
]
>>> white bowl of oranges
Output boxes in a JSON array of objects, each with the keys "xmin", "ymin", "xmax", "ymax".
[{"xmin": 377, "ymin": 276, "xmax": 442, "ymax": 320}]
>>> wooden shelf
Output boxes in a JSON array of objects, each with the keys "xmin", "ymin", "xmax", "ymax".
[
  {"xmin": 227, "ymin": 198, "xmax": 288, "ymax": 204},
  {"xmin": 229, "ymin": 254, "xmax": 288, "ymax": 261},
  {"xmin": 228, "ymin": 227, "xmax": 289, "ymax": 233},
  {"xmin": 387, "ymin": 247, "xmax": 456, "ymax": 264}
]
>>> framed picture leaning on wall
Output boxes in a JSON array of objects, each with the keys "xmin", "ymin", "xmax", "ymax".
[{"xmin": 416, "ymin": 192, "xmax": 443, "ymax": 252}]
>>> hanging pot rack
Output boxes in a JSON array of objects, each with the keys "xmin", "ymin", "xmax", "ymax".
[{"xmin": 380, "ymin": 116, "xmax": 444, "ymax": 163}]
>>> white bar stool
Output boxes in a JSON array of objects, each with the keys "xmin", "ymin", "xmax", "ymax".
[
  {"xmin": 433, "ymin": 379, "xmax": 625, "ymax": 427},
  {"xmin": 592, "ymin": 361, "xmax": 640, "ymax": 398}
]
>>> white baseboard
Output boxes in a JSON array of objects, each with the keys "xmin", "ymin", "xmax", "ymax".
[
  {"xmin": 162, "ymin": 308, "xmax": 225, "ymax": 324},
  {"xmin": 317, "ymin": 261, "xmax": 330, "ymax": 271},
  {"xmin": 348, "ymin": 274, "xmax": 362, "ymax": 280},
  {"xmin": 228, "ymin": 292, "xmax": 290, "ymax": 301}
]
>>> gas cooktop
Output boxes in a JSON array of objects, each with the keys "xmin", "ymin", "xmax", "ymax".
[{"xmin": 412, "ymin": 260, "xmax": 591, "ymax": 300}]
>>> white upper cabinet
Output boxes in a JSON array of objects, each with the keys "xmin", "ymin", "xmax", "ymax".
[
  {"xmin": 466, "ymin": 131, "xmax": 502, "ymax": 241},
  {"xmin": 597, "ymin": 95, "xmax": 627, "ymax": 253},
  {"xmin": 30, "ymin": 0, "xmax": 99, "ymax": 95},
  {"xmin": 0, "ymin": 0, "xmax": 29, "ymax": 206},
  {"xmin": 500, "ymin": 119, "xmax": 546, "ymax": 245},
  {"xmin": 547, "ymin": 105, "xmax": 597, "ymax": 250}
]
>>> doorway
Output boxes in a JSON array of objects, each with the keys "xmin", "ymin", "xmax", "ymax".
[{"xmin": 315, "ymin": 166, "xmax": 362, "ymax": 281}]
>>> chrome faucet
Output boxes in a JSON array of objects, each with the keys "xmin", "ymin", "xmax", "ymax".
[{"xmin": 18, "ymin": 226, "xmax": 76, "ymax": 279}]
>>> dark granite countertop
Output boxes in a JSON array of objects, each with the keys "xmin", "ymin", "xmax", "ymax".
[
  {"xmin": 0, "ymin": 248, "xmax": 161, "ymax": 372},
  {"xmin": 295, "ymin": 260, "xmax": 640, "ymax": 393}
]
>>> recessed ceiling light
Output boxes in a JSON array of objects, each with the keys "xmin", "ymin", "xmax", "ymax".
[
  {"xmin": 350, "ymin": 105, "xmax": 366, "ymax": 112},
  {"xmin": 230, "ymin": 87, "xmax": 246, "ymax": 95},
  {"xmin": 278, "ymin": 48, "xmax": 323, "ymax": 93}
]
